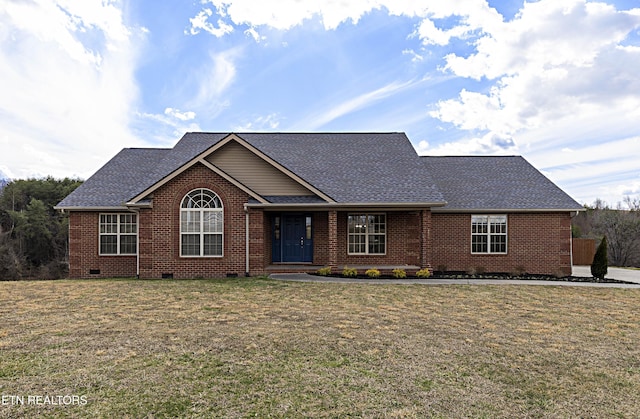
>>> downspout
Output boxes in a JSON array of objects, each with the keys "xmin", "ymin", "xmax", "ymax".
[
  {"xmin": 570, "ymin": 232, "xmax": 574, "ymax": 274},
  {"xmin": 244, "ymin": 204, "xmax": 250, "ymax": 276},
  {"xmin": 569, "ymin": 211, "xmax": 577, "ymax": 274}
]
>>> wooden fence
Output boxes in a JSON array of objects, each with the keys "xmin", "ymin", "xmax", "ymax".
[{"xmin": 572, "ymin": 238, "xmax": 596, "ymax": 265}]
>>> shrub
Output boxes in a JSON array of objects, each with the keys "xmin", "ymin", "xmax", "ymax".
[
  {"xmin": 467, "ymin": 266, "xmax": 486, "ymax": 275},
  {"xmin": 392, "ymin": 268, "xmax": 406, "ymax": 279},
  {"xmin": 591, "ymin": 235, "xmax": 608, "ymax": 280},
  {"xmin": 342, "ymin": 266, "xmax": 358, "ymax": 278},
  {"xmin": 416, "ymin": 268, "xmax": 431, "ymax": 278},
  {"xmin": 512, "ymin": 265, "xmax": 527, "ymax": 277},
  {"xmin": 365, "ymin": 268, "xmax": 380, "ymax": 278},
  {"xmin": 316, "ymin": 267, "xmax": 332, "ymax": 276}
]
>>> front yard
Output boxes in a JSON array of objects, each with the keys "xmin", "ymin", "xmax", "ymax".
[{"xmin": 1, "ymin": 278, "xmax": 639, "ymax": 418}]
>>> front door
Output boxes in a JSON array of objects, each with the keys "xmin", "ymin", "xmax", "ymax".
[{"xmin": 272, "ymin": 214, "xmax": 313, "ymax": 263}]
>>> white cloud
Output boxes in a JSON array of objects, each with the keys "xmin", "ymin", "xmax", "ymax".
[
  {"xmin": 298, "ymin": 80, "xmax": 417, "ymax": 130},
  {"xmin": 430, "ymin": 0, "xmax": 640, "ymax": 140},
  {"xmin": 244, "ymin": 27, "xmax": 264, "ymax": 42},
  {"xmin": 137, "ymin": 108, "xmax": 201, "ymax": 143},
  {"xmin": 615, "ymin": 179, "xmax": 640, "ymax": 198},
  {"xmin": 429, "ymin": 87, "xmax": 524, "ymax": 135},
  {"xmin": 0, "ymin": 0, "xmax": 145, "ymax": 180},
  {"xmin": 195, "ymin": 0, "xmax": 381, "ymax": 32},
  {"xmin": 188, "ymin": 0, "xmax": 507, "ymax": 44},
  {"xmin": 417, "ymin": 132, "xmax": 517, "ymax": 156},
  {"xmin": 188, "ymin": 8, "xmax": 233, "ymax": 37},
  {"xmin": 187, "ymin": 48, "xmax": 239, "ymax": 113},
  {"xmin": 234, "ymin": 113, "xmax": 281, "ymax": 131},
  {"xmin": 402, "ymin": 49, "xmax": 423, "ymax": 63},
  {"xmin": 165, "ymin": 108, "xmax": 196, "ymax": 121}
]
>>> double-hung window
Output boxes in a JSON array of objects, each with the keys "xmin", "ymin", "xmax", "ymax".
[
  {"xmin": 471, "ymin": 215, "xmax": 507, "ymax": 254},
  {"xmin": 348, "ymin": 213, "xmax": 386, "ymax": 255},
  {"xmin": 180, "ymin": 189, "xmax": 223, "ymax": 257},
  {"xmin": 99, "ymin": 213, "xmax": 137, "ymax": 255}
]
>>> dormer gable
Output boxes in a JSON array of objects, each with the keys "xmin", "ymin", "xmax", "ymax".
[{"xmin": 205, "ymin": 139, "xmax": 314, "ymax": 197}]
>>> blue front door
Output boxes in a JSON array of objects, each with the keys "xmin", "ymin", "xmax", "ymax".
[{"xmin": 272, "ymin": 214, "xmax": 313, "ymax": 263}]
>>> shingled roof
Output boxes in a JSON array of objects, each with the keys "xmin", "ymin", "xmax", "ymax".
[
  {"xmin": 422, "ymin": 156, "xmax": 583, "ymax": 211},
  {"xmin": 232, "ymin": 132, "xmax": 443, "ymax": 204},
  {"xmin": 56, "ymin": 132, "xmax": 582, "ymax": 211},
  {"xmin": 57, "ymin": 132, "xmax": 445, "ymax": 209},
  {"xmin": 56, "ymin": 148, "xmax": 169, "ymax": 208}
]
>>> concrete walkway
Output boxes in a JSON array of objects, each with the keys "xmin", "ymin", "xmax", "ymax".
[
  {"xmin": 270, "ymin": 266, "xmax": 640, "ymax": 288},
  {"xmin": 572, "ymin": 265, "xmax": 640, "ymax": 284}
]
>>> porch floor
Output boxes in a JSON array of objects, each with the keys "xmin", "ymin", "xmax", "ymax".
[{"xmin": 266, "ymin": 264, "xmax": 325, "ymax": 274}]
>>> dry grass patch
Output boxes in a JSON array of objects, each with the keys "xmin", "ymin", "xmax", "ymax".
[{"xmin": 0, "ymin": 278, "xmax": 639, "ymax": 418}]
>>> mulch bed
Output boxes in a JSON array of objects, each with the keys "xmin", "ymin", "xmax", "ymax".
[{"xmin": 313, "ymin": 272, "xmax": 636, "ymax": 284}]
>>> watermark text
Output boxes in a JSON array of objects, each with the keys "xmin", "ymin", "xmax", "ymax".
[{"xmin": 1, "ymin": 394, "xmax": 87, "ymax": 406}]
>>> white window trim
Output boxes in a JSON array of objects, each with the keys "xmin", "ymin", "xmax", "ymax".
[
  {"xmin": 347, "ymin": 213, "xmax": 387, "ymax": 256},
  {"xmin": 179, "ymin": 189, "xmax": 224, "ymax": 258},
  {"xmin": 471, "ymin": 214, "xmax": 508, "ymax": 254},
  {"xmin": 98, "ymin": 213, "xmax": 138, "ymax": 256}
]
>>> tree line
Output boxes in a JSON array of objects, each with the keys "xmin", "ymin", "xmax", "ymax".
[
  {"xmin": 0, "ymin": 177, "xmax": 82, "ymax": 279},
  {"xmin": 572, "ymin": 197, "xmax": 640, "ymax": 268}
]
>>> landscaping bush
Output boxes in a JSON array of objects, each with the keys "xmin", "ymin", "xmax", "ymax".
[
  {"xmin": 365, "ymin": 268, "xmax": 380, "ymax": 278},
  {"xmin": 416, "ymin": 268, "xmax": 431, "ymax": 278},
  {"xmin": 392, "ymin": 268, "xmax": 406, "ymax": 279},
  {"xmin": 591, "ymin": 235, "xmax": 608, "ymax": 280},
  {"xmin": 511, "ymin": 265, "xmax": 527, "ymax": 277},
  {"xmin": 316, "ymin": 266, "xmax": 332, "ymax": 276},
  {"xmin": 342, "ymin": 266, "xmax": 357, "ymax": 278}
]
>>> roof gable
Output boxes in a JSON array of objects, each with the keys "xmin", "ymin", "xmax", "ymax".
[
  {"xmin": 205, "ymin": 139, "xmax": 316, "ymax": 197},
  {"xmin": 126, "ymin": 133, "xmax": 333, "ymax": 205}
]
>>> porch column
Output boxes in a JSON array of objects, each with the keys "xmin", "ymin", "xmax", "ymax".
[
  {"xmin": 420, "ymin": 209, "xmax": 432, "ymax": 269},
  {"xmin": 328, "ymin": 210, "xmax": 338, "ymax": 271},
  {"xmin": 248, "ymin": 209, "xmax": 265, "ymax": 276}
]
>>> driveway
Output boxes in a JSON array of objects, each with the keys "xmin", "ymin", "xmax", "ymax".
[{"xmin": 572, "ymin": 265, "xmax": 640, "ymax": 284}]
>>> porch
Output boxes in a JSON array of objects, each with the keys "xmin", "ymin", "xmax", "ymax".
[{"xmin": 256, "ymin": 209, "xmax": 432, "ymax": 274}]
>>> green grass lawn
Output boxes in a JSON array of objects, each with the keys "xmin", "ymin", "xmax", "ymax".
[{"xmin": 1, "ymin": 278, "xmax": 639, "ymax": 418}]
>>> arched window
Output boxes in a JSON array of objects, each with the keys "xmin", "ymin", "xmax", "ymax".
[{"xmin": 180, "ymin": 189, "xmax": 223, "ymax": 257}]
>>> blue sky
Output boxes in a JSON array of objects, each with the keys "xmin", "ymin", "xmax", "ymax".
[{"xmin": 1, "ymin": 0, "xmax": 640, "ymax": 206}]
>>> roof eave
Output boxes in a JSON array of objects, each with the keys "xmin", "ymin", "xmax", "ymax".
[
  {"xmin": 54, "ymin": 205, "xmax": 134, "ymax": 212},
  {"xmin": 124, "ymin": 202, "xmax": 153, "ymax": 209},
  {"xmin": 431, "ymin": 207, "xmax": 585, "ymax": 213},
  {"xmin": 245, "ymin": 201, "xmax": 447, "ymax": 210}
]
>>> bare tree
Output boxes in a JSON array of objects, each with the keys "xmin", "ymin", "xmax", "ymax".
[{"xmin": 592, "ymin": 207, "xmax": 640, "ymax": 267}]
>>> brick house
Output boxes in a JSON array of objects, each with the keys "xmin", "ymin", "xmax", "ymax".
[{"xmin": 55, "ymin": 132, "xmax": 583, "ymax": 279}]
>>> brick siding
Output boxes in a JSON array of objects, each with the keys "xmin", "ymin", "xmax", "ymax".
[
  {"xmin": 68, "ymin": 212, "xmax": 137, "ymax": 278},
  {"xmin": 431, "ymin": 212, "xmax": 573, "ymax": 276},
  {"xmin": 138, "ymin": 162, "xmax": 252, "ymax": 279},
  {"xmin": 335, "ymin": 211, "xmax": 422, "ymax": 267}
]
